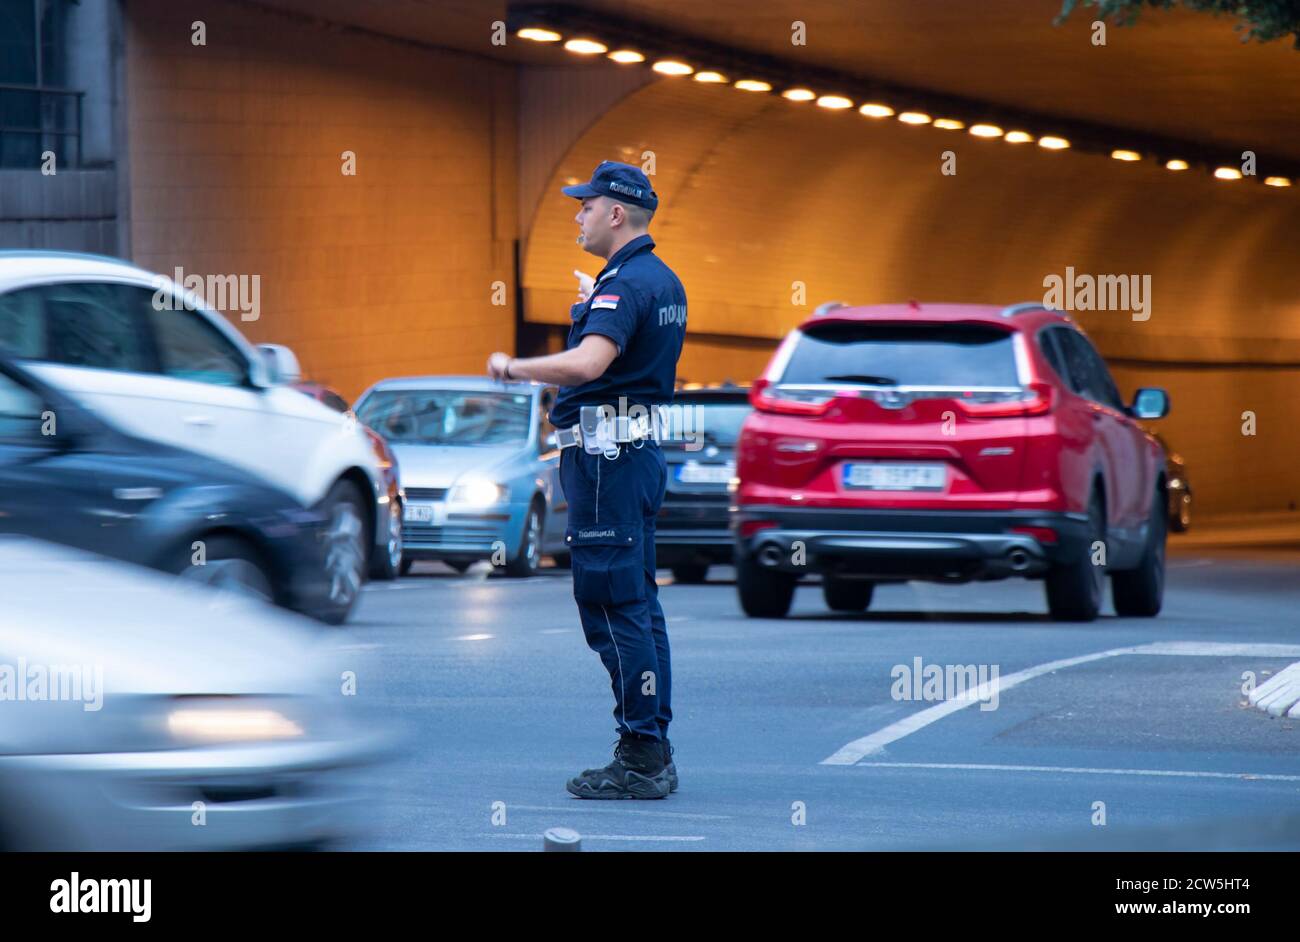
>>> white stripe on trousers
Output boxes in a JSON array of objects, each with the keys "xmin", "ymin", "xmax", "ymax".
[{"xmin": 600, "ymin": 604, "xmax": 628, "ymax": 731}]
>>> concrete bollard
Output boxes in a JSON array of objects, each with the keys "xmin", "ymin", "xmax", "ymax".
[{"xmin": 544, "ymin": 827, "xmax": 582, "ymax": 852}]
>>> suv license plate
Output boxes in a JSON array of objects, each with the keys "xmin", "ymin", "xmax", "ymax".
[{"xmin": 843, "ymin": 462, "xmax": 946, "ymax": 491}]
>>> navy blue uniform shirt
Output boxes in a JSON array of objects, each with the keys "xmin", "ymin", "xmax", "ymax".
[{"xmin": 549, "ymin": 234, "xmax": 686, "ymax": 428}]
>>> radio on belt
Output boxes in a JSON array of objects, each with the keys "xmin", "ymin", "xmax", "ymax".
[{"xmin": 579, "ymin": 405, "xmax": 652, "ymax": 458}]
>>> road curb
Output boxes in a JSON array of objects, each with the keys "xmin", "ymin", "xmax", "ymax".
[{"xmin": 1248, "ymin": 662, "xmax": 1300, "ymax": 718}]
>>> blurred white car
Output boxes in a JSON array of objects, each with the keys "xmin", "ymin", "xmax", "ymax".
[
  {"xmin": 0, "ymin": 251, "xmax": 392, "ymax": 620},
  {"xmin": 0, "ymin": 538, "xmax": 387, "ymax": 850}
]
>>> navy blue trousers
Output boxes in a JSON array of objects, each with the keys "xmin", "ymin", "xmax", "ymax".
[{"xmin": 559, "ymin": 441, "xmax": 671, "ymax": 741}]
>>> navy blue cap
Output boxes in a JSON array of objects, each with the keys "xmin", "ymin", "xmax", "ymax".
[{"xmin": 562, "ymin": 161, "xmax": 659, "ymax": 211}]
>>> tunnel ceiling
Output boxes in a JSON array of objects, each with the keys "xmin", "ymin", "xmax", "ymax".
[
  {"xmin": 253, "ymin": 0, "xmax": 1299, "ymax": 161},
  {"xmin": 522, "ymin": 76, "xmax": 1300, "ymax": 361}
]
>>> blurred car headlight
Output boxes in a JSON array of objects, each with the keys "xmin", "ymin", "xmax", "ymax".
[
  {"xmin": 448, "ymin": 478, "xmax": 508, "ymax": 507},
  {"xmin": 165, "ymin": 697, "xmax": 305, "ymax": 744}
]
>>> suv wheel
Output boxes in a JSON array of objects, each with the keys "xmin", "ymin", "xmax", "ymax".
[
  {"xmin": 1111, "ymin": 488, "xmax": 1166, "ymax": 617},
  {"xmin": 1045, "ymin": 492, "xmax": 1105, "ymax": 622},
  {"xmin": 823, "ymin": 576, "xmax": 874, "ymax": 613},
  {"xmin": 737, "ymin": 553, "xmax": 796, "ymax": 618}
]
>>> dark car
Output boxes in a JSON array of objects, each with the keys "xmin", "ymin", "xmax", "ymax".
[
  {"xmin": 292, "ymin": 379, "xmax": 406, "ymax": 579},
  {"xmin": 0, "ymin": 356, "xmax": 351, "ymax": 623},
  {"xmin": 655, "ymin": 383, "xmax": 751, "ymax": 583},
  {"xmin": 1146, "ymin": 430, "xmax": 1192, "ymax": 532}
]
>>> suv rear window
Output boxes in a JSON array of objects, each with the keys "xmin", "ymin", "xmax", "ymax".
[{"xmin": 780, "ymin": 323, "xmax": 1020, "ymax": 387}]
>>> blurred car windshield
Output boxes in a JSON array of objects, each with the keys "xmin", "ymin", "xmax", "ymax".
[{"xmin": 356, "ymin": 390, "xmax": 531, "ymax": 446}]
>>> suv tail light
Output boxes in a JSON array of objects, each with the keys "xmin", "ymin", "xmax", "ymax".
[
  {"xmin": 750, "ymin": 378, "xmax": 834, "ymax": 416},
  {"xmin": 956, "ymin": 381, "xmax": 1054, "ymax": 418}
]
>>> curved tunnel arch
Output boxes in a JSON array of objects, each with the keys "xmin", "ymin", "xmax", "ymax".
[{"xmin": 522, "ymin": 75, "xmax": 1300, "ymax": 514}]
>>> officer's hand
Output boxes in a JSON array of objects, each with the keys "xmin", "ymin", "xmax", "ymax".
[
  {"xmin": 574, "ymin": 269, "xmax": 595, "ymax": 302},
  {"xmin": 486, "ymin": 351, "xmax": 511, "ymax": 381}
]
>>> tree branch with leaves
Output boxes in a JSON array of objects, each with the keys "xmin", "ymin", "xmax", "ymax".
[{"xmin": 1057, "ymin": 0, "xmax": 1300, "ymax": 48}]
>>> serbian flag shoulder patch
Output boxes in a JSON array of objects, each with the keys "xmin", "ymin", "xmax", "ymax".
[{"xmin": 589, "ymin": 293, "xmax": 621, "ymax": 311}]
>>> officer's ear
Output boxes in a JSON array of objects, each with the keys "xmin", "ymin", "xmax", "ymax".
[{"xmin": 608, "ymin": 201, "xmax": 626, "ymax": 228}]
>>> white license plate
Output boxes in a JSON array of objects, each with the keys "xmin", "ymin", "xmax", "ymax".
[
  {"xmin": 843, "ymin": 462, "xmax": 946, "ymax": 491},
  {"xmin": 404, "ymin": 502, "xmax": 444, "ymax": 524},
  {"xmin": 677, "ymin": 462, "xmax": 735, "ymax": 485}
]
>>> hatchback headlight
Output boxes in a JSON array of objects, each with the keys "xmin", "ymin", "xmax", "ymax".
[{"xmin": 448, "ymin": 478, "xmax": 508, "ymax": 507}]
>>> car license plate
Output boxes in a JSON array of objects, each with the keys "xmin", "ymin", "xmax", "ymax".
[
  {"xmin": 842, "ymin": 462, "xmax": 946, "ymax": 491},
  {"xmin": 677, "ymin": 461, "xmax": 734, "ymax": 485},
  {"xmin": 404, "ymin": 502, "xmax": 444, "ymax": 525}
]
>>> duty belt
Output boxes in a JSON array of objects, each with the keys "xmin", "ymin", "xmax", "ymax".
[{"xmin": 556, "ymin": 407, "xmax": 658, "ymax": 456}]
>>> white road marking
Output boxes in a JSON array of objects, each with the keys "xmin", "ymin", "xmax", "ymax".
[
  {"xmin": 539, "ymin": 628, "xmax": 576, "ymax": 634},
  {"xmin": 483, "ymin": 833, "xmax": 705, "ymax": 842},
  {"xmin": 1249, "ymin": 661, "xmax": 1300, "ymax": 717},
  {"xmin": 856, "ymin": 762, "xmax": 1300, "ymax": 783},
  {"xmin": 453, "ymin": 633, "xmax": 494, "ymax": 641},
  {"xmin": 822, "ymin": 641, "xmax": 1300, "ymax": 766}
]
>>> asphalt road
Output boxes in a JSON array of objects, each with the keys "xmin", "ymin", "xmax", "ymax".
[{"xmin": 340, "ymin": 546, "xmax": 1300, "ymax": 851}]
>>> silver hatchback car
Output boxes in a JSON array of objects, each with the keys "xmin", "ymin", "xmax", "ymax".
[{"xmin": 352, "ymin": 377, "xmax": 569, "ymax": 576}]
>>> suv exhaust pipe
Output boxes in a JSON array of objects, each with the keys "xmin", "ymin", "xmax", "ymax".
[
  {"xmin": 757, "ymin": 544, "xmax": 785, "ymax": 568},
  {"xmin": 1007, "ymin": 548, "xmax": 1030, "ymax": 571}
]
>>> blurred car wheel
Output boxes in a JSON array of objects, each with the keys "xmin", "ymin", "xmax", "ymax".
[
  {"xmin": 175, "ymin": 534, "xmax": 275, "ymax": 603},
  {"xmin": 318, "ymin": 479, "xmax": 367, "ymax": 624},
  {"xmin": 369, "ymin": 498, "xmax": 403, "ymax": 580}
]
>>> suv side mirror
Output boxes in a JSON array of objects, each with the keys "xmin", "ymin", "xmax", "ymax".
[
  {"xmin": 1130, "ymin": 387, "xmax": 1169, "ymax": 419},
  {"xmin": 258, "ymin": 344, "xmax": 302, "ymax": 385}
]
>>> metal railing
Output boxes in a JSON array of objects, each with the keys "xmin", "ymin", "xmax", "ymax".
[{"xmin": 0, "ymin": 84, "xmax": 84, "ymax": 169}]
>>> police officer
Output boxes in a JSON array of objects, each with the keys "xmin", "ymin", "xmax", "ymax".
[{"xmin": 486, "ymin": 161, "xmax": 686, "ymax": 799}]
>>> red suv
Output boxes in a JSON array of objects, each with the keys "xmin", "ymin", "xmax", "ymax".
[{"xmin": 732, "ymin": 302, "xmax": 1170, "ymax": 622}]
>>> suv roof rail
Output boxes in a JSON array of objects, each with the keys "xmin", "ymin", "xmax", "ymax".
[
  {"xmin": 1000, "ymin": 301, "xmax": 1057, "ymax": 317},
  {"xmin": 813, "ymin": 301, "xmax": 848, "ymax": 316}
]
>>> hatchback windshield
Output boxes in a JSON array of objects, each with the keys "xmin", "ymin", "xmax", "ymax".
[
  {"xmin": 356, "ymin": 390, "xmax": 532, "ymax": 445},
  {"xmin": 671, "ymin": 398, "xmax": 751, "ymax": 445},
  {"xmin": 781, "ymin": 324, "xmax": 1020, "ymax": 388}
]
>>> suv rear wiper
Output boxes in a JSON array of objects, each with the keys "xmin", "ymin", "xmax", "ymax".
[{"xmin": 822, "ymin": 374, "xmax": 898, "ymax": 386}]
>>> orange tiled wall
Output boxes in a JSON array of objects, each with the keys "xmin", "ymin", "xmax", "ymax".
[{"xmin": 124, "ymin": 0, "xmax": 518, "ymax": 402}]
